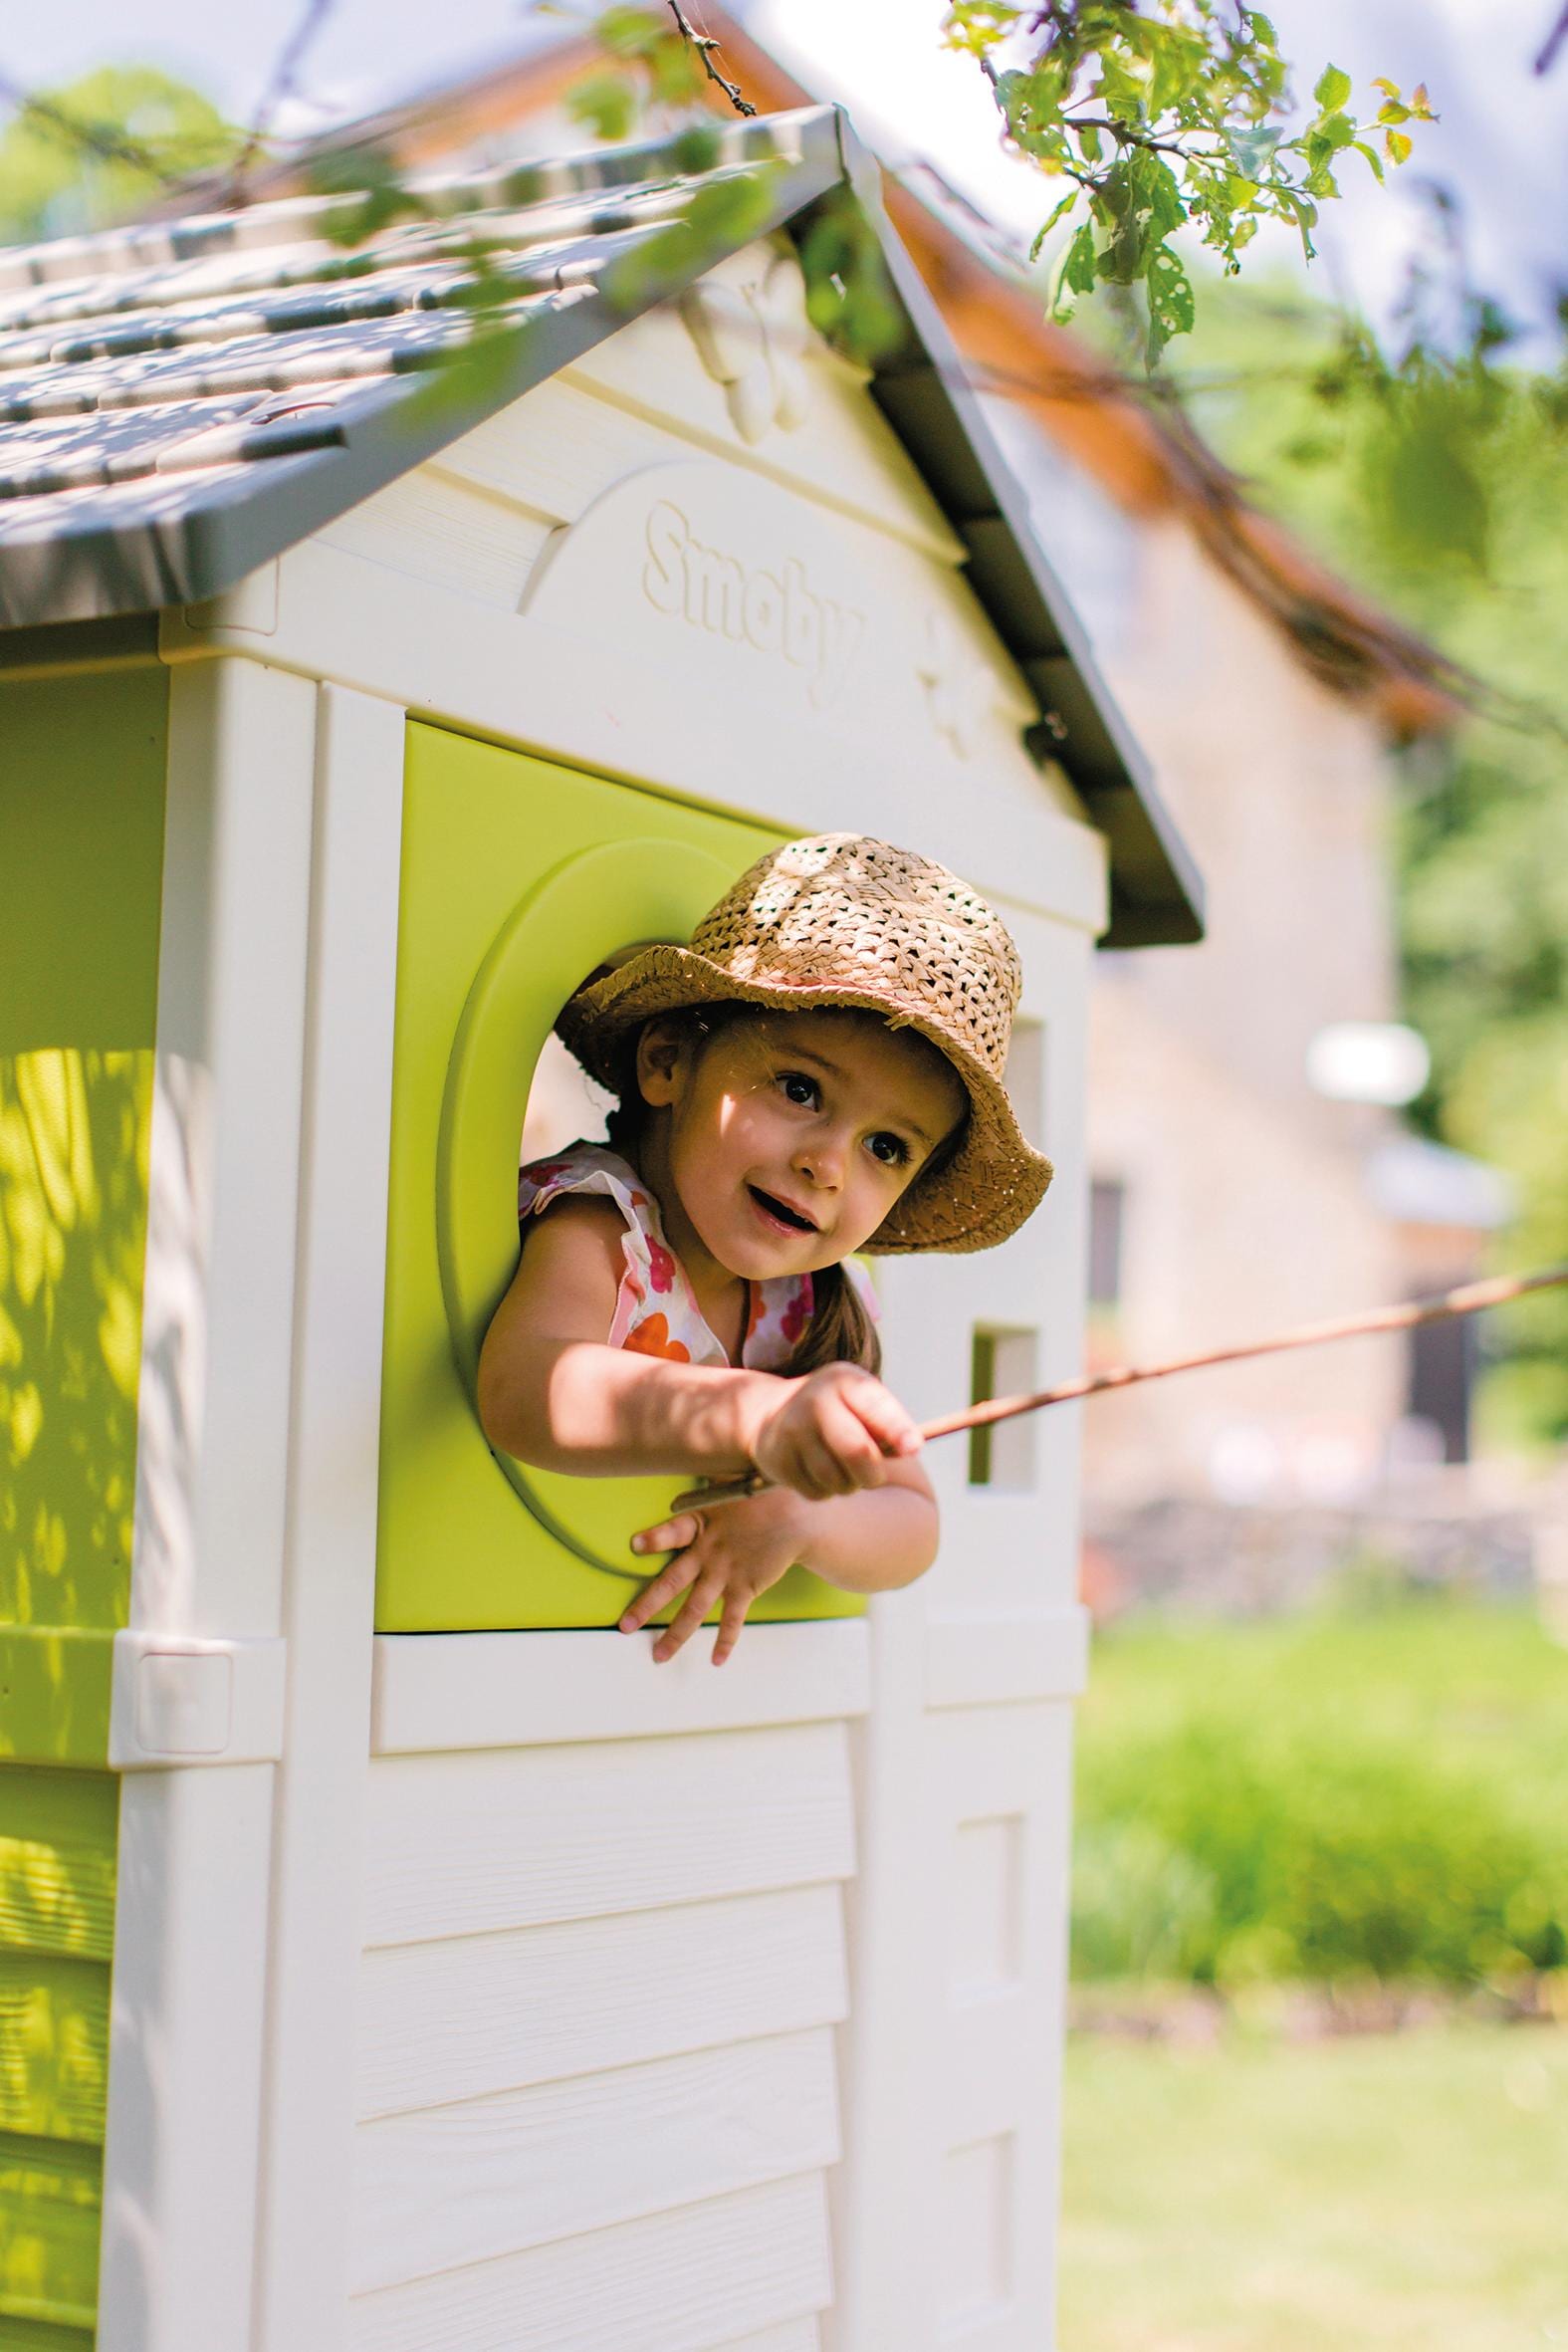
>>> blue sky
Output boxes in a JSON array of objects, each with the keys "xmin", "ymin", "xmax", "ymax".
[{"xmin": 7, "ymin": 0, "xmax": 1564, "ymax": 348}]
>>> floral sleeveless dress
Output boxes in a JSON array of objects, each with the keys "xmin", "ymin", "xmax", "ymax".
[{"xmin": 517, "ymin": 1139, "xmax": 878, "ymax": 1369}]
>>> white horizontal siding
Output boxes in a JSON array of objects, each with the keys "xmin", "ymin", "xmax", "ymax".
[
  {"xmin": 347, "ymin": 2172, "xmax": 833, "ymax": 2352},
  {"xmin": 316, "ymin": 464, "xmax": 556, "ymax": 608},
  {"xmin": 360, "ymin": 1722, "xmax": 856, "ymax": 1948},
  {"xmin": 356, "ymin": 1883, "xmax": 847, "ymax": 2118},
  {"xmin": 715, "ymin": 2324, "xmax": 821, "ymax": 2352},
  {"xmin": 351, "ymin": 2025, "xmax": 838, "ymax": 2294}
]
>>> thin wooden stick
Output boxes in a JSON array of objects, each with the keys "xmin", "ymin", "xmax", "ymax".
[{"xmin": 669, "ymin": 1265, "xmax": 1568, "ymax": 1513}]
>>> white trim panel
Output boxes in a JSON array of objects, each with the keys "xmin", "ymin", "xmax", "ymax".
[
  {"xmin": 252, "ymin": 683, "xmax": 408, "ymax": 2352},
  {"xmin": 370, "ymin": 1620, "xmax": 871, "ymax": 1754},
  {"xmin": 924, "ymin": 1609, "xmax": 1090, "ymax": 1711}
]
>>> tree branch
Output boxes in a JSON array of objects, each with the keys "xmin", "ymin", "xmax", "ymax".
[
  {"xmin": 665, "ymin": 3, "xmax": 757, "ymax": 117},
  {"xmin": 226, "ymin": 0, "xmax": 337, "ymax": 200},
  {"xmin": 1535, "ymin": 1, "xmax": 1568, "ymax": 71}
]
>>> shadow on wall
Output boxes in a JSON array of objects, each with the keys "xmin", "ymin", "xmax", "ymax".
[{"xmin": 0, "ymin": 1049, "xmax": 152, "ymax": 1653}]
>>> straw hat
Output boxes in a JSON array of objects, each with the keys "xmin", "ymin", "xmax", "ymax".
[{"xmin": 555, "ymin": 833, "xmax": 1052, "ymax": 1254}]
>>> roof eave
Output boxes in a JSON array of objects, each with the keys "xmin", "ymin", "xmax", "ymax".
[{"xmin": 810, "ymin": 118, "xmax": 1203, "ymax": 948}]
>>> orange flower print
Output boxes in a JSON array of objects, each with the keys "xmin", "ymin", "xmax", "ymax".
[
  {"xmin": 745, "ymin": 1284, "xmax": 766, "ymax": 1342},
  {"xmin": 623, "ymin": 1313, "xmax": 691, "ymax": 1362}
]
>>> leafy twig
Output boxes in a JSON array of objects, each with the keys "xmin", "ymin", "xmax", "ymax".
[{"xmin": 665, "ymin": 2, "xmax": 756, "ymax": 117}]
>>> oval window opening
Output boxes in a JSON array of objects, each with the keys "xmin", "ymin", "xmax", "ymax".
[
  {"xmin": 517, "ymin": 940, "xmax": 662, "ymax": 1167},
  {"xmin": 437, "ymin": 843, "xmax": 748, "ymax": 1578},
  {"xmin": 520, "ymin": 1031, "xmax": 614, "ymax": 1163}
]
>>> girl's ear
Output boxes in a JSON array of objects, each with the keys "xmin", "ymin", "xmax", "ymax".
[{"xmin": 634, "ymin": 1017, "xmax": 690, "ymax": 1108}]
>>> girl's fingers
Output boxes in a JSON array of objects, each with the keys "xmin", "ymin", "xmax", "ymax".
[
  {"xmin": 842, "ymin": 1375, "xmax": 922, "ymax": 1458},
  {"xmin": 619, "ymin": 1514, "xmax": 704, "ymax": 1634},
  {"xmin": 618, "ymin": 1560, "xmax": 692, "ymax": 1635},
  {"xmin": 630, "ymin": 1513, "xmax": 701, "ymax": 1557},
  {"xmin": 712, "ymin": 1590, "xmax": 754, "ymax": 1667},
  {"xmin": 817, "ymin": 1393, "xmax": 889, "ymax": 1488},
  {"xmin": 652, "ymin": 1566, "xmax": 726, "ymax": 1664}
]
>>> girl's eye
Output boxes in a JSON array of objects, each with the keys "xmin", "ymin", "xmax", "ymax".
[
  {"xmin": 867, "ymin": 1132, "xmax": 910, "ymax": 1168},
  {"xmin": 780, "ymin": 1071, "xmax": 817, "ymax": 1107}
]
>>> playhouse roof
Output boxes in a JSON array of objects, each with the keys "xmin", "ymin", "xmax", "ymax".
[
  {"xmin": 230, "ymin": 11, "xmax": 1456, "ymax": 744},
  {"xmin": 0, "ymin": 103, "xmax": 1201, "ymax": 946}
]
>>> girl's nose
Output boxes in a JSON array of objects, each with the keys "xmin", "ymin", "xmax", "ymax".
[{"xmin": 796, "ymin": 1132, "xmax": 846, "ymax": 1190}]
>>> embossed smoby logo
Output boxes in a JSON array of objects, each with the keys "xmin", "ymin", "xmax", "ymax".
[{"xmin": 641, "ymin": 499, "xmax": 865, "ymax": 710}]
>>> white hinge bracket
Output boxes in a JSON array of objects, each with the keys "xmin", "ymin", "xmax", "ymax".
[{"xmin": 109, "ymin": 1630, "xmax": 288, "ymax": 1770}]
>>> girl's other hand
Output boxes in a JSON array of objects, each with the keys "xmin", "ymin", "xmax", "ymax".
[
  {"xmin": 747, "ymin": 1362, "xmax": 922, "ymax": 1502},
  {"xmin": 620, "ymin": 1489, "xmax": 808, "ymax": 1665}
]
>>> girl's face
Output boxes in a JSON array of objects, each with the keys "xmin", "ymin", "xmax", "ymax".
[{"xmin": 635, "ymin": 1006, "xmax": 967, "ymax": 1281}]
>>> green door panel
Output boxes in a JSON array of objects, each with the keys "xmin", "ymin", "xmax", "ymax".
[{"xmin": 376, "ymin": 724, "xmax": 866, "ymax": 1631}]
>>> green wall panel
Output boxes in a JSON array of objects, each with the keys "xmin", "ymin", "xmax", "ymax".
[
  {"xmin": 0, "ymin": 661, "xmax": 165, "ymax": 2352},
  {"xmin": 0, "ymin": 2318, "xmax": 94, "ymax": 2352},
  {"xmin": 377, "ymin": 724, "xmax": 865, "ymax": 1631},
  {"xmin": 0, "ymin": 1767, "xmax": 115, "ymax": 2344},
  {"xmin": 0, "ymin": 2129, "xmax": 101, "ymax": 2334},
  {"xmin": 0, "ymin": 666, "xmax": 166, "ymax": 1646}
]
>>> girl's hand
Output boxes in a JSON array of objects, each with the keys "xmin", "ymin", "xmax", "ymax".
[
  {"xmin": 620, "ymin": 1488, "xmax": 810, "ymax": 1666},
  {"xmin": 747, "ymin": 1363, "xmax": 923, "ymax": 1502}
]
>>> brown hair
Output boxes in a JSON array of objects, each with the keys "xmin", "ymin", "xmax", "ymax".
[{"xmin": 600, "ymin": 1004, "xmax": 963, "ymax": 1379}]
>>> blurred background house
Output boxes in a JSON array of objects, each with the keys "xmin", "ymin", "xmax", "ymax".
[{"xmin": 177, "ymin": 5, "xmax": 1522, "ymax": 1590}]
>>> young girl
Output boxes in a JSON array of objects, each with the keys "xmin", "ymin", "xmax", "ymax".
[{"xmin": 478, "ymin": 832, "xmax": 1052, "ymax": 1666}]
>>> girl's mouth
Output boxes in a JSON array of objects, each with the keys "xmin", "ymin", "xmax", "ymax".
[{"xmin": 747, "ymin": 1184, "xmax": 818, "ymax": 1236}]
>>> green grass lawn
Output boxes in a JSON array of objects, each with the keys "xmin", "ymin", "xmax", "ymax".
[
  {"xmin": 1060, "ymin": 2013, "xmax": 1568, "ymax": 2350},
  {"xmin": 1071, "ymin": 1599, "xmax": 1568, "ymax": 1989}
]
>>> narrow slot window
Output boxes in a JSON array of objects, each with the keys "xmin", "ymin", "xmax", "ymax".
[
  {"xmin": 1088, "ymin": 1175, "xmax": 1125, "ymax": 1311},
  {"xmin": 968, "ymin": 1325, "xmax": 1039, "ymax": 1491}
]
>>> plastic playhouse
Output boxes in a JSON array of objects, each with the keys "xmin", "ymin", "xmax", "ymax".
[{"xmin": 0, "ymin": 107, "xmax": 1200, "ymax": 2352}]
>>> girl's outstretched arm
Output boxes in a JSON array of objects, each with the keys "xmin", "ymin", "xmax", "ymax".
[
  {"xmin": 479, "ymin": 1198, "xmax": 924, "ymax": 1495},
  {"xmin": 479, "ymin": 1196, "xmax": 779, "ymax": 1477}
]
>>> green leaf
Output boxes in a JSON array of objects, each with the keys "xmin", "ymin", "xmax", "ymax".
[
  {"xmin": 1385, "ymin": 126, "xmax": 1414, "ymax": 164},
  {"xmin": 1247, "ymin": 11, "xmax": 1279, "ymax": 43},
  {"xmin": 1062, "ymin": 219, "xmax": 1099, "ymax": 297},
  {"xmin": 1145, "ymin": 242, "xmax": 1196, "ymax": 359},
  {"xmin": 1029, "ymin": 189, "xmax": 1079, "ymax": 264},
  {"xmin": 1313, "ymin": 63, "xmax": 1352, "ymax": 111},
  {"xmin": 1285, "ymin": 190, "xmax": 1318, "ymax": 260},
  {"xmin": 1353, "ymin": 138, "xmax": 1385, "ymax": 182},
  {"xmin": 565, "ymin": 69, "xmax": 638, "ymax": 142}
]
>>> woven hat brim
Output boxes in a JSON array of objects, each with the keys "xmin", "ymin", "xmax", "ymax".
[{"xmin": 555, "ymin": 945, "xmax": 1053, "ymax": 1256}]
